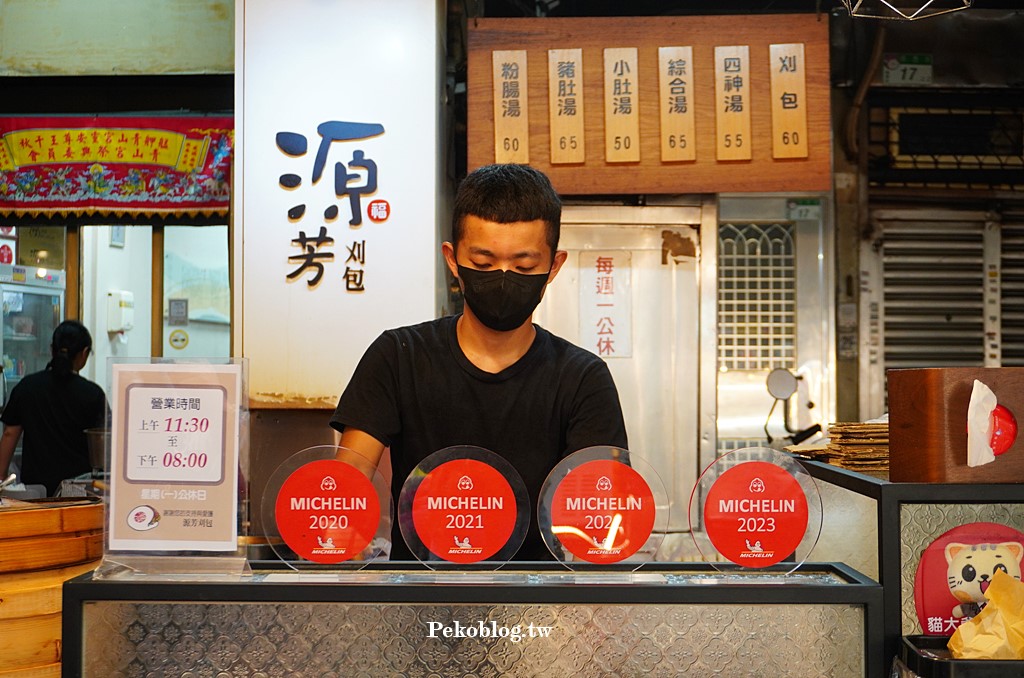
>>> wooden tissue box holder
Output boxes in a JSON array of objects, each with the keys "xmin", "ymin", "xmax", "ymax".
[{"xmin": 888, "ymin": 367, "xmax": 1024, "ymax": 483}]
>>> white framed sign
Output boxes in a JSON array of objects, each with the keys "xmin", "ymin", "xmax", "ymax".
[{"xmin": 108, "ymin": 362, "xmax": 243, "ymax": 552}]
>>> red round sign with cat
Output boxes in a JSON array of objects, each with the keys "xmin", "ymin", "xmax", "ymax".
[{"xmin": 913, "ymin": 522, "xmax": 1024, "ymax": 636}]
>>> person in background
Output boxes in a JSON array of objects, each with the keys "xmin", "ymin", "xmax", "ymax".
[
  {"xmin": 0, "ymin": 320, "xmax": 107, "ymax": 496},
  {"xmin": 331, "ymin": 163, "xmax": 628, "ymax": 560}
]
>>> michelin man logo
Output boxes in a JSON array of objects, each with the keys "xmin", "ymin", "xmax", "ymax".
[
  {"xmin": 596, "ymin": 476, "xmax": 613, "ymax": 491},
  {"xmin": 321, "ymin": 476, "xmax": 337, "ymax": 491},
  {"xmin": 458, "ymin": 475, "xmax": 474, "ymax": 491},
  {"xmin": 749, "ymin": 477, "xmax": 766, "ymax": 493}
]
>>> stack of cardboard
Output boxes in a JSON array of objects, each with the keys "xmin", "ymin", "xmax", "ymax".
[
  {"xmin": 825, "ymin": 422, "xmax": 889, "ymax": 476},
  {"xmin": 786, "ymin": 421, "xmax": 889, "ymax": 478}
]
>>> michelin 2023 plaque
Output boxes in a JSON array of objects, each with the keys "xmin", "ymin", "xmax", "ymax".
[{"xmin": 688, "ymin": 447, "xmax": 822, "ymax": 572}]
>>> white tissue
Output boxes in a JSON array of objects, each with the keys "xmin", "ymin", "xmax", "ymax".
[{"xmin": 967, "ymin": 379, "xmax": 997, "ymax": 467}]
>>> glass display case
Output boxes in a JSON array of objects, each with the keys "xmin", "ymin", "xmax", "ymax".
[
  {"xmin": 0, "ymin": 265, "xmax": 66, "ymax": 479},
  {"xmin": 2, "ymin": 284, "xmax": 63, "ymax": 398}
]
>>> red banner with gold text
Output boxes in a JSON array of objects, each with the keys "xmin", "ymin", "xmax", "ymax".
[{"xmin": 0, "ymin": 116, "xmax": 232, "ymax": 217}]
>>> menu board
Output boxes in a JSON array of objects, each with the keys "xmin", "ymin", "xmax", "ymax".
[{"xmin": 468, "ymin": 15, "xmax": 831, "ymax": 194}]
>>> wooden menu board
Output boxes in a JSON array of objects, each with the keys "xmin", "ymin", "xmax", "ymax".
[{"xmin": 467, "ymin": 15, "xmax": 831, "ymax": 194}]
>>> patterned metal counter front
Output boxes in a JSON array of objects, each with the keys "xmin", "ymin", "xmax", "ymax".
[{"xmin": 64, "ymin": 564, "xmax": 884, "ymax": 677}]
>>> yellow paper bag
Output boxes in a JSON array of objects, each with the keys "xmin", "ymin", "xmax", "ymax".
[{"xmin": 948, "ymin": 569, "xmax": 1024, "ymax": 659}]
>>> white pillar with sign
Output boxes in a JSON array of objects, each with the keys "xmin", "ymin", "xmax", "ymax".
[{"xmin": 234, "ymin": 0, "xmax": 446, "ymax": 409}]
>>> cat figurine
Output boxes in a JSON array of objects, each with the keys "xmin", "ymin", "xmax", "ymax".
[{"xmin": 945, "ymin": 541, "xmax": 1024, "ymax": 618}]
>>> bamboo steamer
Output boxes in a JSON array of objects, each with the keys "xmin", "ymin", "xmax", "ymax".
[
  {"xmin": 0, "ymin": 498, "xmax": 103, "ymax": 675},
  {"xmin": 0, "ymin": 664, "xmax": 61, "ymax": 677}
]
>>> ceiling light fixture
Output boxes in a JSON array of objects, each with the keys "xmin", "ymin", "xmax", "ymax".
[{"xmin": 840, "ymin": 0, "xmax": 972, "ymax": 21}]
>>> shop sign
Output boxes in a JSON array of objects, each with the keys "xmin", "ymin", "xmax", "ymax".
[{"xmin": 237, "ymin": 0, "xmax": 441, "ymax": 408}]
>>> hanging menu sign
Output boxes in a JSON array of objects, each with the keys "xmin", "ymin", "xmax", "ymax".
[
  {"xmin": 492, "ymin": 50, "xmax": 529, "ymax": 163},
  {"xmin": 658, "ymin": 46, "xmax": 696, "ymax": 162},
  {"xmin": 769, "ymin": 43, "xmax": 809, "ymax": 159},
  {"xmin": 469, "ymin": 16, "xmax": 832, "ymax": 193},
  {"xmin": 548, "ymin": 49, "xmax": 585, "ymax": 164},
  {"xmin": 108, "ymin": 363, "xmax": 243, "ymax": 552},
  {"xmin": 714, "ymin": 45, "xmax": 751, "ymax": 161},
  {"xmin": 603, "ymin": 47, "xmax": 640, "ymax": 163}
]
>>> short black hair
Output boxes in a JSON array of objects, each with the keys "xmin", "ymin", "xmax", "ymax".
[{"xmin": 451, "ymin": 164, "xmax": 561, "ymax": 253}]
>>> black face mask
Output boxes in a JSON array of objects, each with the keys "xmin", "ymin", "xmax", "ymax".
[{"xmin": 457, "ymin": 265, "xmax": 549, "ymax": 332}]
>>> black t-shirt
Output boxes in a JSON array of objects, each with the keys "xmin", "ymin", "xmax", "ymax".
[
  {"xmin": 2, "ymin": 368, "xmax": 107, "ymax": 496},
  {"xmin": 330, "ymin": 315, "xmax": 628, "ymax": 561}
]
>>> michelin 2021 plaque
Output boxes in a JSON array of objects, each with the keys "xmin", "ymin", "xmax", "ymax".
[{"xmin": 398, "ymin": 446, "xmax": 530, "ymax": 567}]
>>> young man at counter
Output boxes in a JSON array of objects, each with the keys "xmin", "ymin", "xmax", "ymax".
[{"xmin": 330, "ymin": 163, "xmax": 628, "ymax": 560}]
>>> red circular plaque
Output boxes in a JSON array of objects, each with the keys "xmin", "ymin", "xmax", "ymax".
[
  {"xmin": 411, "ymin": 458, "xmax": 517, "ymax": 563},
  {"xmin": 275, "ymin": 459, "xmax": 380, "ymax": 564},
  {"xmin": 0, "ymin": 245, "xmax": 11, "ymax": 264},
  {"xmin": 703, "ymin": 461, "xmax": 808, "ymax": 568},
  {"xmin": 549, "ymin": 459, "xmax": 655, "ymax": 564}
]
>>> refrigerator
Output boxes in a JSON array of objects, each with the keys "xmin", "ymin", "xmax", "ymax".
[{"xmin": 0, "ymin": 265, "xmax": 65, "ymax": 477}]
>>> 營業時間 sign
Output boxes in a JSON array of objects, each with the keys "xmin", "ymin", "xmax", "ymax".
[{"xmin": 107, "ymin": 363, "xmax": 242, "ymax": 552}]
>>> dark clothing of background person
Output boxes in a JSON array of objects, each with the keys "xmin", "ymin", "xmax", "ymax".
[
  {"xmin": 1, "ymin": 369, "xmax": 106, "ymax": 496},
  {"xmin": 330, "ymin": 315, "xmax": 628, "ymax": 561}
]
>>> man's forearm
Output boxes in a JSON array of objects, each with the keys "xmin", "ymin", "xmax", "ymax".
[{"xmin": 0, "ymin": 426, "xmax": 21, "ymax": 477}]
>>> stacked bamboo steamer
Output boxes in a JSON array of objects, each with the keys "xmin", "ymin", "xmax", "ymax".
[{"xmin": 0, "ymin": 498, "xmax": 103, "ymax": 678}]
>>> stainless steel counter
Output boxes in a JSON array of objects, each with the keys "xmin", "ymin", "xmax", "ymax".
[{"xmin": 63, "ymin": 562, "xmax": 884, "ymax": 677}]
